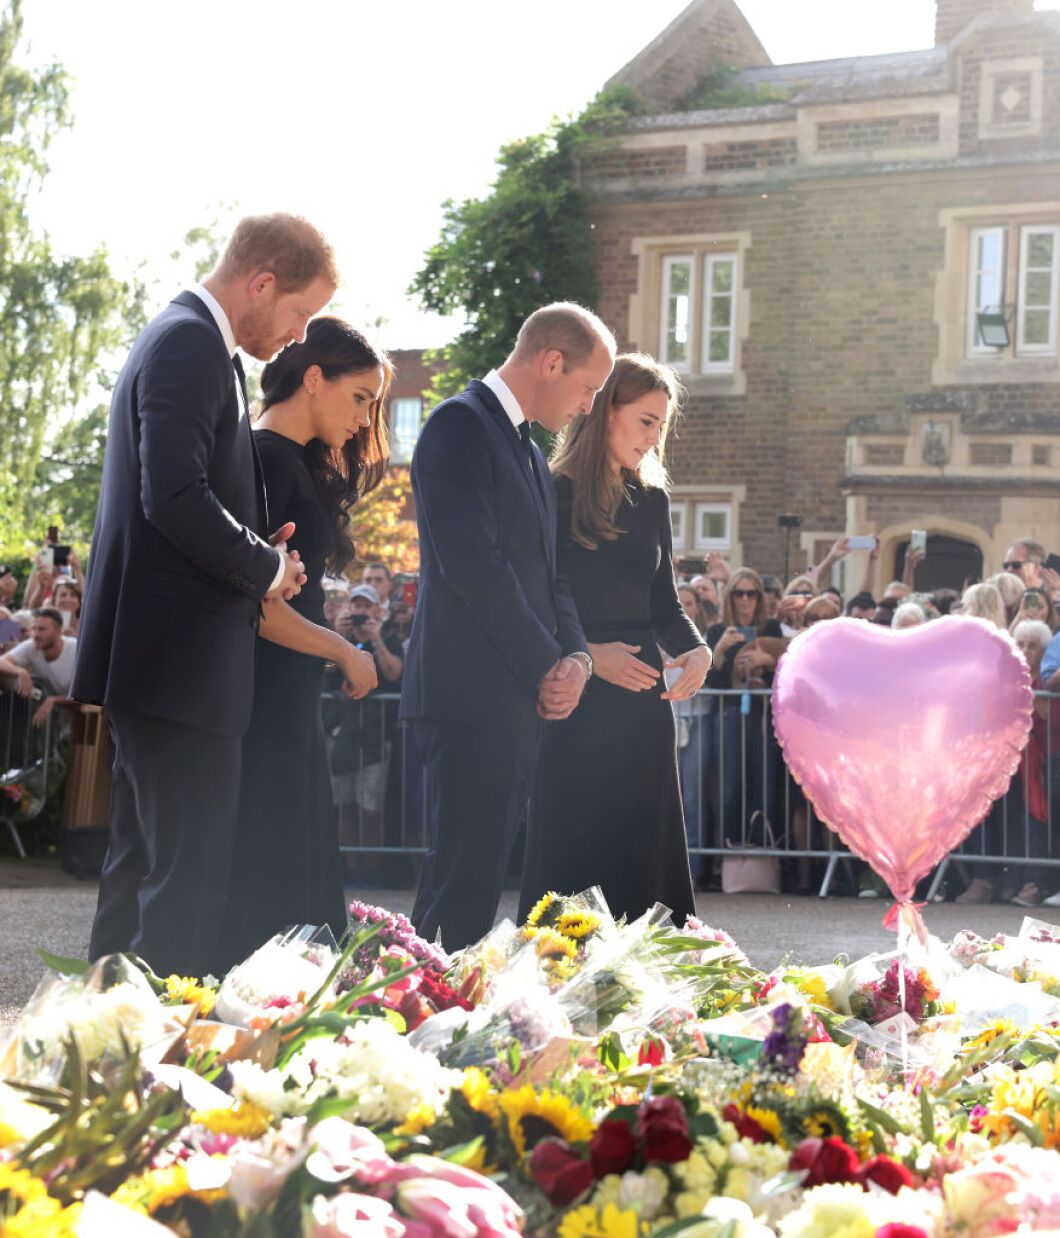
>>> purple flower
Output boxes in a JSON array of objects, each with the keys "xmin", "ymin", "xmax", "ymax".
[{"xmin": 762, "ymin": 1003, "xmax": 807, "ymax": 1074}]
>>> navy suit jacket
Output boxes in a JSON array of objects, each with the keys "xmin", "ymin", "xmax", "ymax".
[
  {"xmin": 72, "ymin": 292, "xmax": 279, "ymax": 738},
  {"xmin": 400, "ymin": 380, "xmax": 586, "ymax": 725}
]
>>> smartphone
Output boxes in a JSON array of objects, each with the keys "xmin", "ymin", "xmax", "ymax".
[
  {"xmin": 53, "ymin": 544, "xmax": 70, "ymax": 568},
  {"xmin": 678, "ymin": 555, "xmax": 708, "ymax": 575},
  {"xmin": 1045, "ymin": 553, "xmax": 1060, "ymax": 575},
  {"xmin": 847, "ymin": 535, "xmax": 876, "ymax": 551},
  {"xmin": 402, "ymin": 579, "xmax": 418, "ymax": 608},
  {"xmin": 46, "ymin": 525, "xmax": 59, "ymax": 544},
  {"xmin": 39, "ymin": 546, "xmax": 54, "ymax": 572},
  {"xmin": 910, "ymin": 529, "xmax": 927, "ymax": 554},
  {"xmin": 0, "ymin": 618, "xmax": 21, "ymax": 645}
]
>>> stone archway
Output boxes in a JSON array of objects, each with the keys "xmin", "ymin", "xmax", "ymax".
[{"xmin": 877, "ymin": 516, "xmax": 989, "ymax": 592}]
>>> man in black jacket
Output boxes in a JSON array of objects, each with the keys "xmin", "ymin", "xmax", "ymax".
[
  {"xmin": 402, "ymin": 303, "xmax": 615, "ymax": 950},
  {"xmin": 73, "ymin": 214, "xmax": 336, "ymax": 977}
]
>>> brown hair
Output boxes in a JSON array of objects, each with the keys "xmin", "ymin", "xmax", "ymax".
[
  {"xmin": 260, "ymin": 317, "xmax": 391, "ymax": 573},
  {"xmin": 803, "ymin": 594, "xmax": 841, "ymax": 625},
  {"xmin": 215, "ymin": 213, "xmax": 338, "ymax": 292},
  {"xmin": 550, "ymin": 353, "xmax": 679, "ymax": 550},
  {"xmin": 721, "ymin": 568, "xmax": 768, "ymax": 628},
  {"xmin": 51, "ymin": 578, "xmax": 82, "ymax": 615},
  {"xmin": 511, "ymin": 302, "xmax": 615, "ymax": 369}
]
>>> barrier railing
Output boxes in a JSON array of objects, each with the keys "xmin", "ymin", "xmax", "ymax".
[
  {"xmin": 329, "ymin": 688, "xmax": 1060, "ymax": 901},
  {"xmin": 0, "ymin": 683, "xmax": 60, "ymax": 857}
]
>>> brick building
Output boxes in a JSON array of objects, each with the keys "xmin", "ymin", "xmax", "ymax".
[
  {"xmin": 585, "ymin": 0, "xmax": 1060, "ymax": 591},
  {"xmin": 386, "ymin": 349, "xmax": 434, "ymax": 465}
]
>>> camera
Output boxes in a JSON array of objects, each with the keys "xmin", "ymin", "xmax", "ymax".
[
  {"xmin": 777, "ymin": 514, "xmax": 801, "ymax": 529},
  {"xmin": 349, "ymin": 613, "xmax": 371, "ymax": 627}
]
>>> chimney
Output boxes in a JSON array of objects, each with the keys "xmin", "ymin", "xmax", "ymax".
[{"xmin": 935, "ymin": 0, "xmax": 1034, "ymax": 46}]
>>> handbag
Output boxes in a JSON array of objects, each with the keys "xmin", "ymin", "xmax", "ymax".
[{"xmin": 721, "ymin": 815, "xmax": 781, "ymax": 894}]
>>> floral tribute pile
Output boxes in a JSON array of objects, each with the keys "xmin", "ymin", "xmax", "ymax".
[{"xmin": 6, "ymin": 892, "xmax": 1060, "ymax": 1235}]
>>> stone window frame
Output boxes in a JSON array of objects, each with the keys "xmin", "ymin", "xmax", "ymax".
[
  {"xmin": 630, "ymin": 231, "xmax": 751, "ymax": 395},
  {"xmin": 670, "ymin": 484, "xmax": 746, "ymax": 563},
  {"xmin": 933, "ymin": 201, "xmax": 1060, "ymax": 387},
  {"xmin": 977, "ymin": 56, "xmax": 1044, "ymax": 141}
]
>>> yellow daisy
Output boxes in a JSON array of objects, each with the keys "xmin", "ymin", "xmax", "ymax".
[
  {"xmin": 558, "ymin": 1202, "xmax": 643, "ymax": 1238},
  {"xmin": 557, "ymin": 911, "xmax": 600, "ymax": 940},
  {"xmin": 163, "ymin": 974, "xmax": 217, "ymax": 1015},
  {"xmin": 496, "ymin": 1086, "xmax": 595, "ymax": 1162},
  {"xmin": 111, "ymin": 1163, "xmax": 225, "ymax": 1215}
]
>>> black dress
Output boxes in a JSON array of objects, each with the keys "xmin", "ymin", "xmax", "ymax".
[
  {"xmin": 518, "ymin": 476, "xmax": 705, "ymax": 925},
  {"xmin": 222, "ymin": 430, "xmax": 347, "ymax": 967}
]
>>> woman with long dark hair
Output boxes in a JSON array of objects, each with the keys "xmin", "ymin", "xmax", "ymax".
[
  {"xmin": 517, "ymin": 354, "xmax": 711, "ymax": 924},
  {"xmin": 222, "ymin": 317, "xmax": 391, "ymax": 966}
]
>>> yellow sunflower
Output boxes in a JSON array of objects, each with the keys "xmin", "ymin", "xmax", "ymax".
[
  {"xmin": 163, "ymin": 974, "xmax": 217, "ymax": 1015},
  {"xmin": 558, "ymin": 1202, "xmax": 643, "ymax": 1238},
  {"xmin": 744, "ymin": 1105, "xmax": 783, "ymax": 1144},
  {"xmin": 557, "ymin": 911, "xmax": 600, "ymax": 940},
  {"xmin": 0, "ymin": 1165, "xmax": 47, "ymax": 1206},
  {"xmin": 524, "ymin": 891, "xmax": 559, "ymax": 929},
  {"xmin": 1, "ymin": 1195, "xmax": 82, "ymax": 1238},
  {"xmin": 461, "ymin": 1067, "xmax": 497, "ymax": 1117},
  {"xmin": 535, "ymin": 928, "xmax": 578, "ymax": 961},
  {"xmin": 803, "ymin": 1109, "xmax": 844, "ymax": 1140},
  {"xmin": 496, "ymin": 1086, "xmax": 595, "ymax": 1162},
  {"xmin": 396, "ymin": 1103, "xmax": 439, "ymax": 1137},
  {"xmin": 965, "ymin": 1019, "xmax": 1016, "ymax": 1052},
  {"xmin": 190, "ymin": 1100, "xmax": 272, "ymax": 1139},
  {"xmin": 111, "ymin": 1163, "xmax": 225, "ymax": 1215}
]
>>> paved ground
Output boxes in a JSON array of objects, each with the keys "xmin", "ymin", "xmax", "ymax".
[{"xmin": 0, "ymin": 857, "xmax": 1050, "ymax": 1035}]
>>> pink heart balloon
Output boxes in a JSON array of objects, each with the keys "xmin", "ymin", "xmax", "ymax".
[{"xmin": 772, "ymin": 616, "xmax": 1033, "ymax": 903}]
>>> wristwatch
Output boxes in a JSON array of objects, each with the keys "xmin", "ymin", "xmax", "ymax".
[{"xmin": 568, "ymin": 651, "xmax": 594, "ymax": 680}]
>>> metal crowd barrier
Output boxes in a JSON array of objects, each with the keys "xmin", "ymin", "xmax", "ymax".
[
  {"xmin": 0, "ymin": 683, "xmax": 61, "ymax": 857},
  {"xmin": 329, "ymin": 687, "xmax": 1060, "ymax": 900}
]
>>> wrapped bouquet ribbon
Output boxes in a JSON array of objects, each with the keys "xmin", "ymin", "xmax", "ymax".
[{"xmin": 772, "ymin": 615, "xmax": 1034, "ymax": 940}]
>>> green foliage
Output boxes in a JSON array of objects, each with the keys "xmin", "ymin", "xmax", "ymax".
[
  {"xmin": 411, "ymin": 87, "xmax": 640, "ymax": 405},
  {"xmin": 0, "ymin": 0, "xmax": 141, "ymax": 553},
  {"xmin": 678, "ymin": 64, "xmax": 795, "ymax": 112}
]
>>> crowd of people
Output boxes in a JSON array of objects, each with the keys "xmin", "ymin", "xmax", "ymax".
[{"xmin": 670, "ymin": 534, "xmax": 1060, "ymax": 907}]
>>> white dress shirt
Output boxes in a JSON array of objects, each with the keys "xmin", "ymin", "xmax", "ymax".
[
  {"xmin": 482, "ymin": 369, "xmax": 527, "ymax": 435},
  {"xmin": 188, "ymin": 284, "xmax": 284, "ymax": 593}
]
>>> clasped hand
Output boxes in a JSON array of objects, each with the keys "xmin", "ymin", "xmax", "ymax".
[
  {"xmin": 590, "ymin": 641, "xmax": 660, "ymax": 693},
  {"xmin": 537, "ymin": 656, "xmax": 589, "ymax": 721},
  {"xmin": 661, "ymin": 645, "xmax": 712, "ymax": 701},
  {"xmin": 265, "ymin": 521, "xmax": 308, "ymax": 602}
]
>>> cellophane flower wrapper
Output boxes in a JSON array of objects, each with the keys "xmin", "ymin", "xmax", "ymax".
[
  {"xmin": 214, "ymin": 924, "xmax": 339, "ymax": 1028},
  {"xmin": 950, "ymin": 917, "xmax": 1060, "ymax": 1000},
  {"xmin": 411, "ymin": 946, "xmax": 574, "ymax": 1068},
  {"xmin": 442, "ymin": 917, "xmax": 520, "ymax": 1009},
  {"xmin": 549, "ymin": 904, "xmax": 673, "ymax": 1037},
  {"xmin": 1, "ymin": 953, "xmax": 185, "ymax": 1086}
]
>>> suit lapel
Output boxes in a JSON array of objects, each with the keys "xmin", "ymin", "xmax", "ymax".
[
  {"xmin": 468, "ymin": 380, "xmax": 554, "ymax": 569},
  {"xmin": 233, "ymin": 353, "xmax": 270, "ymax": 536}
]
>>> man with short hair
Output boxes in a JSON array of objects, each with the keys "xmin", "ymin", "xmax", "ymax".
[
  {"xmin": 73, "ymin": 213, "xmax": 337, "ymax": 978},
  {"xmin": 0, "ymin": 608, "xmax": 77, "ymax": 728},
  {"xmin": 402, "ymin": 301, "xmax": 615, "ymax": 949},
  {"xmin": 362, "ymin": 562, "xmax": 393, "ymax": 612},
  {"xmin": 1002, "ymin": 538, "xmax": 1046, "ymax": 588}
]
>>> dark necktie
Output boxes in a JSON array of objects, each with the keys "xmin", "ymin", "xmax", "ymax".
[{"xmin": 233, "ymin": 353, "xmax": 248, "ymax": 417}]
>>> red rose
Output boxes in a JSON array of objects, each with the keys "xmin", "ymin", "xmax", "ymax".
[
  {"xmin": 789, "ymin": 1137, "xmax": 861, "ymax": 1187},
  {"xmin": 637, "ymin": 1096, "xmax": 693, "ymax": 1164},
  {"xmin": 860, "ymin": 1156, "xmax": 914, "ymax": 1194},
  {"xmin": 722, "ymin": 1104, "xmax": 771, "ymax": 1144},
  {"xmin": 589, "ymin": 1119, "xmax": 637, "ymax": 1178},
  {"xmin": 529, "ymin": 1138, "xmax": 594, "ymax": 1207},
  {"xmin": 875, "ymin": 1227, "xmax": 930, "ymax": 1238},
  {"xmin": 637, "ymin": 1036, "xmax": 666, "ymax": 1067}
]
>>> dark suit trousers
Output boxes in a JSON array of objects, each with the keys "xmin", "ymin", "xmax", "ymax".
[
  {"xmin": 89, "ymin": 706, "xmax": 241, "ymax": 978},
  {"xmin": 410, "ymin": 710, "xmax": 540, "ymax": 952}
]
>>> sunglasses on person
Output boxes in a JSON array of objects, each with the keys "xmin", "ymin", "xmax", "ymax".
[
  {"xmin": 730, "ymin": 588, "xmax": 761, "ymax": 599},
  {"xmin": 787, "ymin": 589, "xmax": 814, "ymax": 597},
  {"xmin": 1002, "ymin": 560, "xmax": 1025, "ymax": 572}
]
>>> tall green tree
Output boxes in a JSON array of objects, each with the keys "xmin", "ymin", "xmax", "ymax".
[
  {"xmin": 0, "ymin": 0, "xmax": 137, "ymax": 553},
  {"xmin": 410, "ymin": 88, "xmax": 638, "ymax": 404}
]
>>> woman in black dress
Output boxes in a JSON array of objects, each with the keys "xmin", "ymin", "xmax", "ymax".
[
  {"xmin": 518, "ymin": 354, "xmax": 712, "ymax": 925},
  {"xmin": 222, "ymin": 318, "xmax": 390, "ymax": 968}
]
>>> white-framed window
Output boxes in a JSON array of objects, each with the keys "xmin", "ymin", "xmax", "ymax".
[
  {"xmin": 967, "ymin": 226, "xmax": 1006, "ymax": 355},
  {"xmin": 670, "ymin": 503, "xmax": 687, "ymax": 551},
  {"xmin": 703, "ymin": 253, "xmax": 737, "ymax": 372},
  {"xmin": 1018, "ymin": 225, "xmax": 1059, "ymax": 355},
  {"xmin": 693, "ymin": 501, "xmax": 731, "ymax": 551},
  {"xmin": 389, "ymin": 397, "xmax": 423, "ymax": 464},
  {"xmin": 660, "ymin": 255, "xmax": 694, "ymax": 370}
]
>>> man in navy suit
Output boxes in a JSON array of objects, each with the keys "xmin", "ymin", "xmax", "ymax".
[
  {"xmin": 73, "ymin": 214, "xmax": 337, "ymax": 978},
  {"xmin": 402, "ymin": 303, "xmax": 616, "ymax": 950}
]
